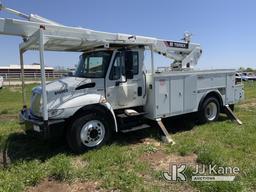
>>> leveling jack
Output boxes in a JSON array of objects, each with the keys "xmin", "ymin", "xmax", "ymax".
[
  {"xmin": 224, "ymin": 105, "xmax": 243, "ymax": 125},
  {"xmin": 156, "ymin": 118, "xmax": 175, "ymax": 145}
]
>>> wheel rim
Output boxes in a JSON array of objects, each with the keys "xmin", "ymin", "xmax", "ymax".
[
  {"xmin": 205, "ymin": 102, "xmax": 218, "ymax": 121},
  {"xmin": 80, "ymin": 120, "xmax": 105, "ymax": 147}
]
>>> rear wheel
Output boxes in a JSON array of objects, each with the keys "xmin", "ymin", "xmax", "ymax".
[
  {"xmin": 67, "ymin": 113, "xmax": 112, "ymax": 153},
  {"xmin": 198, "ymin": 97, "xmax": 220, "ymax": 124}
]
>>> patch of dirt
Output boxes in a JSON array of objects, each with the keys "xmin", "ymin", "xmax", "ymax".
[
  {"xmin": 71, "ymin": 157, "xmax": 88, "ymax": 169},
  {"xmin": 240, "ymin": 103, "xmax": 256, "ymax": 109},
  {"xmin": 141, "ymin": 138, "xmax": 161, "ymax": 147},
  {"xmin": 239, "ymin": 98, "xmax": 256, "ymax": 109},
  {"xmin": 140, "ymin": 151, "xmax": 198, "ymax": 192},
  {"xmin": 8, "ymin": 86, "xmax": 22, "ymax": 93},
  {"xmin": 140, "ymin": 150, "xmax": 197, "ymax": 171},
  {"xmin": 129, "ymin": 137, "xmax": 161, "ymax": 149},
  {"xmin": 0, "ymin": 114, "xmax": 17, "ymax": 121},
  {"xmin": 150, "ymin": 181, "xmax": 197, "ymax": 192},
  {"xmin": 26, "ymin": 179, "xmax": 106, "ymax": 192}
]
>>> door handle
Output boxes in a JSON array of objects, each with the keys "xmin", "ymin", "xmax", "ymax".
[{"xmin": 138, "ymin": 87, "xmax": 142, "ymax": 96}]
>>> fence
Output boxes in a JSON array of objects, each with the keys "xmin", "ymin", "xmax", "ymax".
[{"xmin": 0, "ymin": 72, "xmax": 67, "ymax": 81}]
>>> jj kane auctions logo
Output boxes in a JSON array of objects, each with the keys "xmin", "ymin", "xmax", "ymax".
[{"xmin": 163, "ymin": 163, "xmax": 240, "ymax": 182}]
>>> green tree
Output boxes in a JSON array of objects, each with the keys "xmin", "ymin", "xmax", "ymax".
[
  {"xmin": 246, "ymin": 67, "xmax": 254, "ymax": 72},
  {"xmin": 238, "ymin": 67, "xmax": 245, "ymax": 72}
]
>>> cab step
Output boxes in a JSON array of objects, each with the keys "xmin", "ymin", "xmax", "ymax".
[
  {"xmin": 117, "ymin": 109, "xmax": 147, "ymax": 118},
  {"xmin": 116, "ymin": 109, "xmax": 148, "ymax": 130}
]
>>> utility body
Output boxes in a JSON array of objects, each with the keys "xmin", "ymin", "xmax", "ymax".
[{"xmin": 0, "ymin": 4, "xmax": 244, "ymax": 153}]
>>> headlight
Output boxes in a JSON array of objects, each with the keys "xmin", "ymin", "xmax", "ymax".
[
  {"xmin": 30, "ymin": 91, "xmax": 42, "ymax": 117},
  {"xmin": 48, "ymin": 109, "xmax": 64, "ymax": 118}
]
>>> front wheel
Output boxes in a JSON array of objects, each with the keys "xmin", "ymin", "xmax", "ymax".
[
  {"xmin": 67, "ymin": 113, "xmax": 111, "ymax": 153},
  {"xmin": 198, "ymin": 97, "xmax": 220, "ymax": 124}
]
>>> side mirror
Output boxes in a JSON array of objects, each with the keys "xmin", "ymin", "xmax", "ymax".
[{"xmin": 124, "ymin": 51, "xmax": 134, "ymax": 79}]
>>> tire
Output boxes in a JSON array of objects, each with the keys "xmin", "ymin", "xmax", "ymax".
[
  {"xmin": 66, "ymin": 113, "xmax": 112, "ymax": 154},
  {"xmin": 198, "ymin": 97, "xmax": 220, "ymax": 124},
  {"xmin": 24, "ymin": 129, "xmax": 38, "ymax": 138}
]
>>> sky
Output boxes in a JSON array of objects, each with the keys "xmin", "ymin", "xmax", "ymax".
[{"xmin": 0, "ymin": 0, "xmax": 256, "ymax": 70}]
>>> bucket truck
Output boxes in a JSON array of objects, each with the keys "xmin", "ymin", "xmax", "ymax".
[{"xmin": 0, "ymin": 4, "xmax": 244, "ymax": 153}]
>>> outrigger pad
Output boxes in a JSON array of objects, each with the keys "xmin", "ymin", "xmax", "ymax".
[
  {"xmin": 161, "ymin": 135, "xmax": 176, "ymax": 145},
  {"xmin": 224, "ymin": 105, "xmax": 243, "ymax": 125}
]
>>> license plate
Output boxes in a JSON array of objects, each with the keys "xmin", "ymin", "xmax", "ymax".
[{"xmin": 33, "ymin": 125, "xmax": 40, "ymax": 132}]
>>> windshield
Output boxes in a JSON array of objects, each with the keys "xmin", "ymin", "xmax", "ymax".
[{"xmin": 75, "ymin": 51, "xmax": 112, "ymax": 78}]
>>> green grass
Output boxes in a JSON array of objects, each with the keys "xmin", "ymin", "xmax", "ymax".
[{"xmin": 0, "ymin": 82, "xmax": 256, "ymax": 191}]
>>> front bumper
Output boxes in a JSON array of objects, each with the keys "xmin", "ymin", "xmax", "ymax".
[{"xmin": 19, "ymin": 108, "xmax": 65, "ymax": 138}]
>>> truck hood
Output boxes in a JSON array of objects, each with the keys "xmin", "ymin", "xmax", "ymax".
[
  {"xmin": 51, "ymin": 76, "xmax": 92, "ymax": 91},
  {"xmin": 32, "ymin": 76, "xmax": 97, "ymax": 110},
  {"xmin": 33, "ymin": 77, "xmax": 90, "ymax": 94}
]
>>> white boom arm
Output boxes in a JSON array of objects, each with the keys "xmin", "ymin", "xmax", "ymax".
[
  {"xmin": 0, "ymin": 3, "xmax": 62, "ymax": 25},
  {"xmin": 0, "ymin": 4, "xmax": 202, "ymax": 70}
]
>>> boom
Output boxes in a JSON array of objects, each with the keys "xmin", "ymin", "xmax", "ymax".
[{"xmin": 0, "ymin": 4, "xmax": 202, "ymax": 70}]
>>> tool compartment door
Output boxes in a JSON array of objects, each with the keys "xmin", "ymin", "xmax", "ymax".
[
  {"xmin": 184, "ymin": 75, "xmax": 197, "ymax": 112},
  {"xmin": 155, "ymin": 78, "xmax": 170, "ymax": 116},
  {"xmin": 170, "ymin": 77, "xmax": 184, "ymax": 114},
  {"xmin": 226, "ymin": 74, "xmax": 235, "ymax": 104}
]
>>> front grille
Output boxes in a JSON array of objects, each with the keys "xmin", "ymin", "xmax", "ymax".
[{"xmin": 30, "ymin": 92, "xmax": 42, "ymax": 117}]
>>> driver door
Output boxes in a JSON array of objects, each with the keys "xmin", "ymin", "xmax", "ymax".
[{"xmin": 105, "ymin": 50, "xmax": 142, "ymax": 109}]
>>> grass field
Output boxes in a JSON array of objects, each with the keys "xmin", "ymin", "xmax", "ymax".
[{"xmin": 0, "ymin": 83, "xmax": 255, "ymax": 192}]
